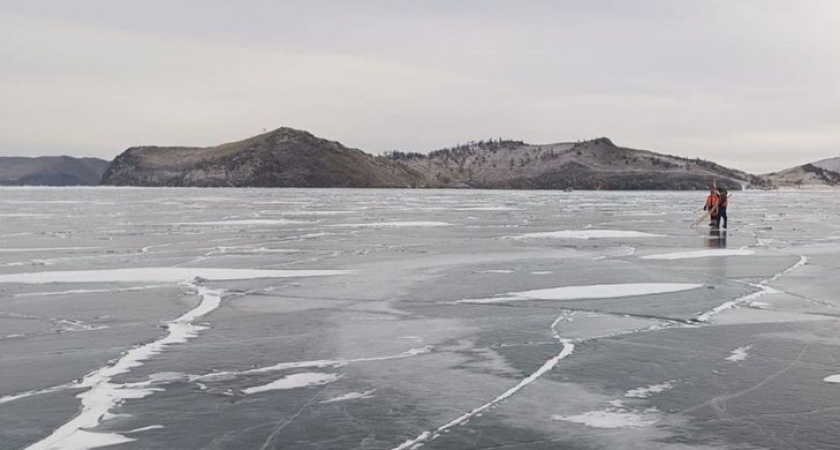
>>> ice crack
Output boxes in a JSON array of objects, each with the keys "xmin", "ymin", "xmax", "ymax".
[{"xmin": 21, "ymin": 282, "xmax": 222, "ymax": 450}]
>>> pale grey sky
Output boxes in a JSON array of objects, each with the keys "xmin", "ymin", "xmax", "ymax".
[{"xmin": 1, "ymin": 0, "xmax": 838, "ymax": 173}]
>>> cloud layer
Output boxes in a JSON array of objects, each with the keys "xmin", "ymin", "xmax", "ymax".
[{"xmin": 1, "ymin": 0, "xmax": 838, "ymax": 173}]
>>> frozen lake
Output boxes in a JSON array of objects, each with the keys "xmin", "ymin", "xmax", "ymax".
[{"xmin": 2, "ymin": 187, "xmax": 840, "ymax": 450}]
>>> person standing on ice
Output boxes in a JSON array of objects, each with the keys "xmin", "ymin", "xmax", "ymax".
[
  {"xmin": 717, "ymin": 188, "xmax": 729, "ymax": 229},
  {"xmin": 703, "ymin": 186, "xmax": 720, "ymax": 227}
]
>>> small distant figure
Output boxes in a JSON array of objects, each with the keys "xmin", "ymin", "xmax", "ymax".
[
  {"xmin": 717, "ymin": 188, "xmax": 729, "ymax": 229},
  {"xmin": 703, "ymin": 186, "xmax": 720, "ymax": 227}
]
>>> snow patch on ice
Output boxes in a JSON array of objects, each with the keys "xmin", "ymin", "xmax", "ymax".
[
  {"xmin": 457, "ymin": 283, "xmax": 703, "ymax": 304},
  {"xmin": 553, "ymin": 410, "xmax": 659, "ymax": 429},
  {"xmin": 554, "ymin": 399, "xmax": 660, "ymax": 429},
  {"xmin": 726, "ymin": 346, "xmax": 752, "ymax": 362},
  {"xmin": 696, "ymin": 255, "xmax": 807, "ymax": 322},
  {"xmin": 320, "ymin": 390, "xmax": 377, "ymax": 404},
  {"xmin": 14, "ymin": 285, "xmax": 170, "ymax": 298},
  {"xmin": 454, "ymin": 206, "xmax": 518, "ymax": 211},
  {"xmin": 193, "ymin": 346, "xmax": 433, "ymax": 381},
  {"xmin": 0, "ymin": 384, "xmax": 75, "ymax": 406},
  {"xmin": 625, "ymin": 382, "xmax": 675, "ymax": 398},
  {"xmin": 390, "ymin": 318, "xmax": 575, "ymax": 450},
  {"xmin": 270, "ymin": 210, "xmax": 355, "ymax": 216},
  {"xmin": 641, "ymin": 249, "xmax": 755, "ymax": 260},
  {"xmin": 178, "ymin": 219, "xmax": 310, "ymax": 226},
  {"xmin": 53, "ymin": 319, "xmax": 109, "ymax": 333},
  {"xmin": 747, "ymin": 301, "xmax": 771, "ymax": 309},
  {"xmin": 0, "ymin": 268, "xmax": 351, "ymax": 284},
  {"xmin": 32, "ymin": 429, "xmax": 136, "ymax": 450},
  {"xmin": 242, "ymin": 373, "xmax": 340, "ymax": 394},
  {"xmin": 20, "ymin": 285, "xmax": 222, "ymax": 450},
  {"xmin": 508, "ymin": 230, "xmax": 664, "ymax": 240},
  {"xmin": 0, "ymin": 247, "xmax": 100, "ymax": 253},
  {"xmin": 327, "ymin": 221, "xmax": 450, "ymax": 228},
  {"xmin": 125, "ymin": 425, "xmax": 164, "ymax": 434}
]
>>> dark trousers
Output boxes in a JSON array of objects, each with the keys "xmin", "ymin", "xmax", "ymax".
[{"xmin": 718, "ymin": 207, "xmax": 728, "ymax": 228}]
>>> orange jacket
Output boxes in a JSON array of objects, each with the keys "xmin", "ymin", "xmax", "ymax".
[{"xmin": 705, "ymin": 193, "xmax": 720, "ymax": 211}]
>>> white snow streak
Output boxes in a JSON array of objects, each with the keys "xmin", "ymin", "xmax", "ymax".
[
  {"xmin": 0, "ymin": 247, "xmax": 100, "ymax": 253},
  {"xmin": 0, "ymin": 268, "xmax": 351, "ymax": 284},
  {"xmin": 320, "ymin": 390, "xmax": 377, "ymax": 404},
  {"xmin": 22, "ymin": 284, "xmax": 222, "ymax": 450},
  {"xmin": 193, "ymin": 346, "xmax": 433, "ymax": 381},
  {"xmin": 554, "ymin": 409, "xmax": 659, "ymax": 429},
  {"xmin": 696, "ymin": 255, "xmax": 807, "ymax": 322},
  {"xmin": 327, "ymin": 221, "xmax": 450, "ymax": 228},
  {"xmin": 390, "ymin": 316, "xmax": 574, "ymax": 450},
  {"xmin": 242, "ymin": 373, "xmax": 340, "ymax": 395},
  {"xmin": 625, "ymin": 382, "xmax": 675, "ymax": 398},
  {"xmin": 177, "ymin": 219, "xmax": 310, "ymax": 226},
  {"xmin": 457, "ymin": 283, "xmax": 702, "ymax": 304},
  {"xmin": 508, "ymin": 230, "xmax": 663, "ymax": 240},
  {"xmin": 640, "ymin": 249, "xmax": 755, "ymax": 260}
]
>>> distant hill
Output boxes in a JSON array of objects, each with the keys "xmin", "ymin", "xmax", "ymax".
[
  {"xmin": 764, "ymin": 156, "xmax": 840, "ymax": 187},
  {"xmin": 0, "ymin": 156, "xmax": 111, "ymax": 186},
  {"xmin": 388, "ymin": 137, "xmax": 770, "ymax": 190},
  {"xmin": 101, "ymin": 128, "xmax": 427, "ymax": 187},
  {"xmin": 101, "ymin": 127, "xmax": 771, "ymax": 190}
]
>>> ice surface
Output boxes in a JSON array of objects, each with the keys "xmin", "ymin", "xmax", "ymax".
[{"xmin": 3, "ymin": 188, "xmax": 840, "ymax": 450}]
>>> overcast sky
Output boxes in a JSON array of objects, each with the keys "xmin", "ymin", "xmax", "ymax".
[{"xmin": 1, "ymin": 0, "xmax": 838, "ymax": 173}]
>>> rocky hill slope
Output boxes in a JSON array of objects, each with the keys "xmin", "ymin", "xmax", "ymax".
[
  {"xmin": 764, "ymin": 156, "xmax": 840, "ymax": 187},
  {"xmin": 101, "ymin": 127, "xmax": 771, "ymax": 190},
  {"xmin": 101, "ymin": 128, "xmax": 427, "ymax": 188},
  {"xmin": 388, "ymin": 137, "xmax": 769, "ymax": 190},
  {"xmin": 0, "ymin": 156, "xmax": 110, "ymax": 186}
]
